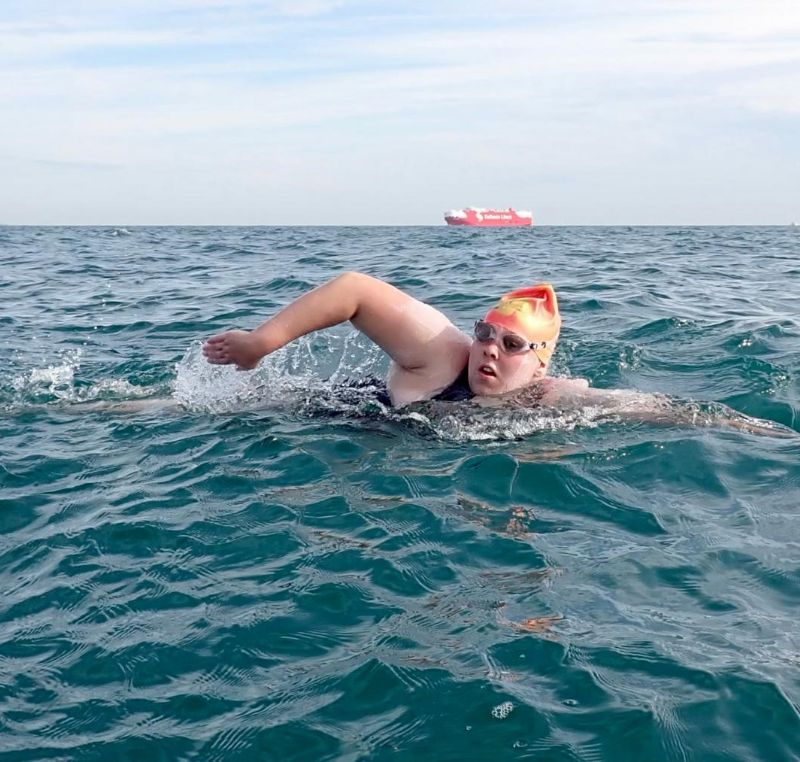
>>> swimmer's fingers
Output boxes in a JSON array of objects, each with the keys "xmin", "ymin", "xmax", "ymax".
[
  {"xmin": 202, "ymin": 330, "xmax": 262, "ymax": 370},
  {"xmin": 202, "ymin": 333, "xmax": 238, "ymax": 365},
  {"xmin": 202, "ymin": 335, "xmax": 231, "ymax": 363},
  {"xmin": 204, "ymin": 333, "xmax": 227, "ymax": 345}
]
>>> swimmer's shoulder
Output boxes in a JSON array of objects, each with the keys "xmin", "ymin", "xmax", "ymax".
[
  {"xmin": 388, "ymin": 329, "xmax": 471, "ymax": 406},
  {"xmin": 537, "ymin": 376, "xmax": 590, "ymax": 405},
  {"xmin": 543, "ymin": 377, "xmax": 590, "ymax": 392}
]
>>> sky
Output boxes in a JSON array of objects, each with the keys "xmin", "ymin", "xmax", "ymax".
[{"xmin": 1, "ymin": 0, "xmax": 799, "ymax": 225}]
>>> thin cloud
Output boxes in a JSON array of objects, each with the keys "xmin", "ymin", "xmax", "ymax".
[{"xmin": 0, "ymin": 0, "xmax": 798, "ymax": 223}]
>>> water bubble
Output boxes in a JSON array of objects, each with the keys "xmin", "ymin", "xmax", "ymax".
[{"xmin": 491, "ymin": 701, "xmax": 514, "ymax": 719}]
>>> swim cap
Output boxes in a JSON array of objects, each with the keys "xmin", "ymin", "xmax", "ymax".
[{"xmin": 483, "ymin": 284, "xmax": 561, "ymax": 365}]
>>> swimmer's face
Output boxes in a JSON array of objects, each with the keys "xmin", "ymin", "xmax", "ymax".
[{"xmin": 467, "ymin": 322, "xmax": 547, "ymax": 396}]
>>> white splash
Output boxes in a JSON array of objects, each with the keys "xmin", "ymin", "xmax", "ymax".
[
  {"xmin": 11, "ymin": 350, "xmax": 82, "ymax": 400},
  {"xmin": 172, "ymin": 332, "xmax": 387, "ymax": 414},
  {"xmin": 4, "ymin": 350, "xmax": 164, "ymax": 412},
  {"xmin": 491, "ymin": 701, "xmax": 514, "ymax": 719}
]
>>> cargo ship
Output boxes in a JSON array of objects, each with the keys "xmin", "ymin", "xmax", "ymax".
[{"xmin": 444, "ymin": 207, "xmax": 533, "ymax": 227}]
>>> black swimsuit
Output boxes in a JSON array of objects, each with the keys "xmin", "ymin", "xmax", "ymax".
[
  {"xmin": 430, "ymin": 366, "xmax": 474, "ymax": 402},
  {"xmin": 340, "ymin": 365, "xmax": 474, "ymax": 407}
]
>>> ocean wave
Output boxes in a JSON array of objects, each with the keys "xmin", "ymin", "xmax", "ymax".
[
  {"xmin": 1, "ymin": 350, "xmax": 168, "ymax": 412},
  {"xmin": 3, "ymin": 226, "xmax": 800, "ymax": 760}
]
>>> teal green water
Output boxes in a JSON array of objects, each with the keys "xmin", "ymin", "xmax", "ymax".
[{"xmin": 1, "ymin": 226, "xmax": 799, "ymax": 761}]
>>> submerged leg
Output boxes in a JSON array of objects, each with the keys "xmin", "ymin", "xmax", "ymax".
[{"xmin": 64, "ymin": 398, "xmax": 179, "ymax": 415}]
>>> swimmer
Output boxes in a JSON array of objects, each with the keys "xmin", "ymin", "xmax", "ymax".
[
  {"xmin": 203, "ymin": 272, "xmax": 559, "ymax": 406},
  {"xmin": 202, "ymin": 272, "xmax": 793, "ymax": 437}
]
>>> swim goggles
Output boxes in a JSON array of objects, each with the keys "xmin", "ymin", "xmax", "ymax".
[{"xmin": 473, "ymin": 320, "xmax": 548, "ymax": 356}]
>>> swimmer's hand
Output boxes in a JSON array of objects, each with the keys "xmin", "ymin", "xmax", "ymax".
[
  {"xmin": 721, "ymin": 415, "xmax": 797, "ymax": 439},
  {"xmin": 202, "ymin": 330, "xmax": 266, "ymax": 370}
]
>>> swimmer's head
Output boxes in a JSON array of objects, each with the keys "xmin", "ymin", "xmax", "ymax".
[
  {"xmin": 483, "ymin": 284, "xmax": 561, "ymax": 366},
  {"xmin": 468, "ymin": 283, "xmax": 561, "ymax": 396}
]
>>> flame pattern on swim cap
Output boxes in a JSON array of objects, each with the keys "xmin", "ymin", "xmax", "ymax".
[{"xmin": 483, "ymin": 284, "xmax": 561, "ymax": 365}]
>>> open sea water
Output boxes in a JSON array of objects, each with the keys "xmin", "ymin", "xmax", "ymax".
[{"xmin": 1, "ymin": 225, "xmax": 799, "ymax": 761}]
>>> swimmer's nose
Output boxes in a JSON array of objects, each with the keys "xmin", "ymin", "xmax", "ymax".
[{"xmin": 482, "ymin": 341, "xmax": 500, "ymax": 359}]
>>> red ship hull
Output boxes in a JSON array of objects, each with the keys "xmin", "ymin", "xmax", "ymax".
[{"xmin": 444, "ymin": 208, "xmax": 533, "ymax": 226}]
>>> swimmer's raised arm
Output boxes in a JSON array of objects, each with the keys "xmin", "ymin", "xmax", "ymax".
[{"xmin": 203, "ymin": 272, "xmax": 469, "ymax": 387}]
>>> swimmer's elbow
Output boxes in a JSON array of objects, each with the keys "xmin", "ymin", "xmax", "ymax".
[
  {"xmin": 332, "ymin": 272, "xmax": 377, "ymax": 313},
  {"xmin": 336, "ymin": 272, "xmax": 407, "ymax": 323},
  {"xmin": 310, "ymin": 272, "xmax": 375, "ymax": 324},
  {"xmin": 334, "ymin": 271, "xmax": 371, "ymax": 290},
  {"xmin": 334, "ymin": 271, "xmax": 362, "ymax": 284}
]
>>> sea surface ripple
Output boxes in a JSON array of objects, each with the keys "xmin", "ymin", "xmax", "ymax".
[{"xmin": 1, "ymin": 225, "xmax": 799, "ymax": 761}]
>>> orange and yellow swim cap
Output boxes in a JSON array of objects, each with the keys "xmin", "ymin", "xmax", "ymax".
[{"xmin": 483, "ymin": 284, "xmax": 561, "ymax": 365}]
